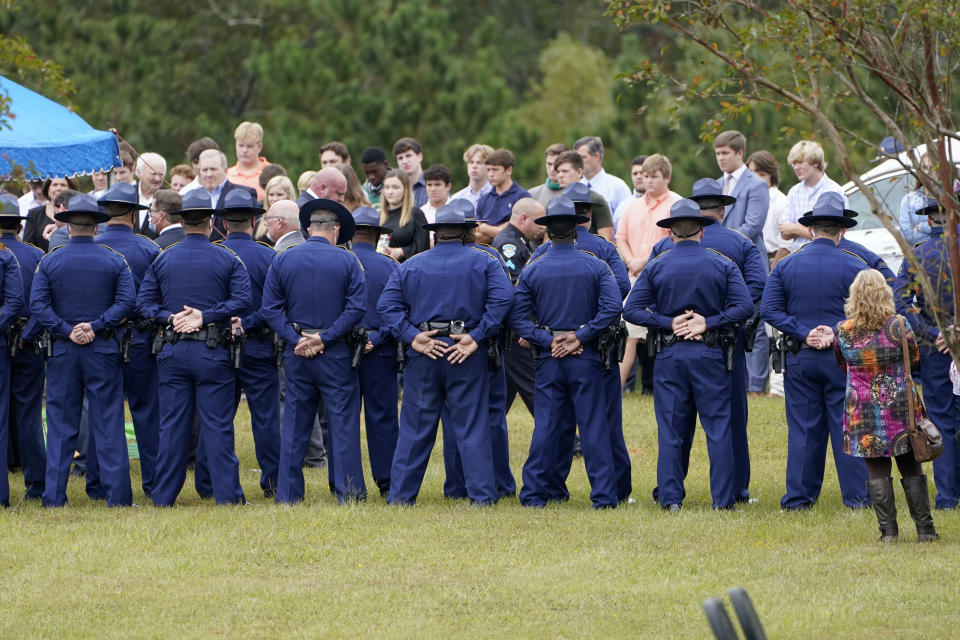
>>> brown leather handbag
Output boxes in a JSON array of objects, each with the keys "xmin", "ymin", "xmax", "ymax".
[{"xmin": 898, "ymin": 316, "xmax": 944, "ymax": 463}]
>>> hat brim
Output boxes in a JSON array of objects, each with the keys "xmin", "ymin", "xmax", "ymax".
[
  {"xmin": 802, "ymin": 207, "xmax": 860, "ymax": 218},
  {"xmin": 299, "ymin": 198, "xmax": 355, "ymax": 244},
  {"xmin": 54, "ymin": 209, "xmax": 110, "ymax": 224},
  {"xmin": 798, "ymin": 214, "xmax": 857, "ymax": 228},
  {"xmin": 0, "ymin": 212, "xmax": 28, "ymax": 220},
  {"xmin": 222, "ymin": 206, "xmax": 266, "ymax": 220},
  {"xmin": 689, "ymin": 193, "xmax": 737, "ymax": 207},
  {"xmin": 533, "ymin": 213, "xmax": 590, "ymax": 225},
  {"xmin": 422, "ymin": 220, "xmax": 478, "ymax": 231},
  {"xmin": 916, "ymin": 205, "xmax": 944, "ymax": 217},
  {"xmin": 656, "ymin": 215, "xmax": 715, "ymax": 228},
  {"xmin": 98, "ymin": 199, "xmax": 149, "ymax": 211},
  {"xmin": 355, "ymin": 222, "xmax": 393, "ymax": 234}
]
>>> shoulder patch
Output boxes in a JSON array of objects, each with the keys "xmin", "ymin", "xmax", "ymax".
[
  {"xmin": 705, "ymin": 247, "xmax": 735, "ymax": 263},
  {"xmin": 500, "ymin": 243, "xmax": 517, "ymax": 259}
]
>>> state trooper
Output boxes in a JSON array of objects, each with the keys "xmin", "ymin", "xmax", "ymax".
[
  {"xmin": 378, "ymin": 203, "xmax": 513, "ymax": 506},
  {"xmin": 31, "ymin": 194, "xmax": 136, "ymax": 507},
  {"xmin": 760, "ymin": 195, "xmax": 869, "ymax": 510},
  {"xmin": 491, "ymin": 198, "xmax": 544, "ymax": 416},
  {"xmin": 0, "ymin": 213, "xmax": 24, "ymax": 507},
  {"xmin": 206, "ymin": 189, "xmax": 282, "ymax": 499},
  {"xmin": 648, "ymin": 178, "xmax": 767, "ymax": 505},
  {"xmin": 441, "ymin": 197, "xmax": 516, "ymax": 500},
  {"xmin": 816, "ymin": 192, "xmax": 896, "ymax": 281},
  {"xmin": 623, "ymin": 199, "xmax": 754, "ymax": 511},
  {"xmin": 137, "ymin": 189, "xmax": 252, "ymax": 506},
  {"xmin": 260, "ymin": 198, "xmax": 367, "ymax": 504},
  {"xmin": 347, "ymin": 206, "xmax": 400, "ymax": 498},
  {"xmin": 895, "ymin": 195, "xmax": 959, "ymax": 511},
  {"xmin": 509, "ymin": 196, "xmax": 622, "ymax": 508},
  {"xmin": 524, "ymin": 184, "xmax": 632, "ymax": 503},
  {"xmin": 0, "ymin": 193, "xmax": 44, "ymax": 501},
  {"xmin": 94, "ymin": 182, "xmax": 162, "ymax": 498}
]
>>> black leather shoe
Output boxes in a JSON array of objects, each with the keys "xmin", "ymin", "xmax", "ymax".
[{"xmin": 664, "ymin": 503, "xmax": 681, "ymax": 513}]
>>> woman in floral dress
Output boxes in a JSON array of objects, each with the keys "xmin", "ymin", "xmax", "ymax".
[{"xmin": 834, "ymin": 269, "xmax": 938, "ymax": 542}]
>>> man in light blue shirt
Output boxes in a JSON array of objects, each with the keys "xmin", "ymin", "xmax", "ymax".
[{"xmin": 575, "ymin": 136, "xmax": 632, "ymax": 215}]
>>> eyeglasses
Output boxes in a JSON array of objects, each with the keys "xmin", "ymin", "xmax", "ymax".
[{"xmin": 262, "ymin": 216, "xmax": 281, "ymax": 223}]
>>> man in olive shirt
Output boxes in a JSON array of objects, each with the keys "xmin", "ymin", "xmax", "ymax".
[{"xmin": 553, "ymin": 151, "xmax": 613, "ymax": 240}]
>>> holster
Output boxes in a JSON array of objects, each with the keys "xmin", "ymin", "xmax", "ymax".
[
  {"xmin": 742, "ymin": 313, "xmax": 762, "ymax": 352},
  {"xmin": 273, "ymin": 332, "xmax": 285, "ymax": 368},
  {"xmin": 118, "ymin": 324, "xmax": 133, "ymax": 364},
  {"xmin": 5, "ymin": 317, "xmax": 26, "ymax": 358},
  {"xmin": 487, "ymin": 334, "xmax": 502, "ymax": 372},
  {"xmin": 395, "ymin": 340, "xmax": 407, "ymax": 373},
  {"xmin": 349, "ymin": 327, "xmax": 369, "ymax": 370},
  {"xmin": 771, "ymin": 332, "xmax": 787, "ymax": 374}
]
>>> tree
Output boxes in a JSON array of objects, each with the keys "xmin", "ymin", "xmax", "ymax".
[{"xmin": 608, "ymin": 0, "xmax": 960, "ymax": 360}]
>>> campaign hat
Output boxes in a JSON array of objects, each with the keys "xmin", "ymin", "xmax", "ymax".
[
  {"xmin": 808, "ymin": 191, "xmax": 859, "ymax": 219},
  {"xmin": 54, "ymin": 194, "xmax": 110, "ymax": 224},
  {"xmin": 798, "ymin": 192, "xmax": 857, "ymax": 228},
  {"xmin": 688, "ymin": 177, "xmax": 736, "ymax": 207},
  {"xmin": 97, "ymin": 182, "xmax": 148, "ymax": 212},
  {"xmin": 423, "ymin": 203, "xmax": 478, "ymax": 230},
  {"xmin": 299, "ymin": 198, "xmax": 355, "ymax": 244},
  {"xmin": 448, "ymin": 198, "xmax": 477, "ymax": 221},
  {"xmin": 561, "ymin": 183, "xmax": 595, "ymax": 213},
  {"xmin": 169, "ymin": 189, "xmax": 220, "ymax": 221},
  {"xmin": 352, "ymin": 206, "xmax": 391, "ymax": 234},
  {"xmin": 0, "ymin": 193, "xmax": 25, "ymax": 220},
  {"xmin": 656, "ymin": 198, "xmax": 716, "ymax": 228},
  {"xmin": 533, "ymin": 196, "xmax": 589, "ymax": 225},
  {"xmin": 221, "ymin": 189, "xmax": 265, "ymax": 221}
]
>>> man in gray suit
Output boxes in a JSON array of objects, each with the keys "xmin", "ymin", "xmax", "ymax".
[
  {"xmin": 266, "ymin": 200, "xmax": 305, "ymax": 252},
  {"xmin": 714, "ymin": 130, "xmax": 770, "ymax": 397}
]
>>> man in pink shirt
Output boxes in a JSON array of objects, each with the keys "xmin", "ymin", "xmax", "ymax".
[
  {"xmin": 226, "ymin": 121, "xmax": 270, "ymax": 201},
  {"xmin": 614, "ymin": 154, "xmax": 681, "ymax": 389}
]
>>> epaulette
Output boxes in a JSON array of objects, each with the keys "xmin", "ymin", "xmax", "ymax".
[
  {"xmin": 730, "ymin": 228, "xmax": 752, "ymax": 242},
  {"xmin": 706, "ymin": 247, "xmax": 735, "ymax": 263},
  {"xmin": 256, "ymin": 240, "xmax": 276, "ymax": 251},
  {"xmin": 578, "ymin": 249, "xmax": 600, "ymax": 259},
  {"xmin": 840, "ymin": 249, "xmax": 869, "ymax": 265},
  {"xmin": 214, "ymin": 242, "xmax": 239, "ymax": 256},
  {"xmin": 158, "ymin": 241, "xmax": 180, "ymax": 252},
  {"xmin": 913, "ymin": 238, "xmax": 928, "ymax": 249},
  {"xmin": 338, "ymin": 246, "xmax": 365, "ymax": 271},
  {"xmin": 524, "ymin": 252, "xmax": 548, "ymax": 270},
  {"xmin": 136, "ymin": 233, "xmax": 161, "ymax": 248},
  {"xmin": 775, "ymin": 244, "xmax": 807, "ymax": 264}
]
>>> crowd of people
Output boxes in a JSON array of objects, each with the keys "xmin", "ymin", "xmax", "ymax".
[{"xmin": 0, "ymin": 121, "xmax": 955, "ymax": 541}]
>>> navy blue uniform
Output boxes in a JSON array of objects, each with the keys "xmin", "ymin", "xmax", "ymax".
[
  {"xmin": 442, "ymin": 242, "xmax": 516, "ymax": 499},
  {"xmin": 378, "ymin": 241, "xmax": 513, "ymax": 505},
  {"xmin": 760, "ymin": 238, "xmax": 869, "ymax": 509},
  {"xmin": 531, "ymin": 230, "xmax": 633, "ymax": 502},
  {"xmin": 261, "ymin": 236, "xmax": 367, "ymax": 504},
  {"xmin": 624, "ymin": 240, "xmax": 754, "ymax": 509},
  {"xmin": 894, "ymin": 227, "xmax": 960, "ymax": 508},
  {"xmin": 350, "ymin": 242, "xmax": 400, "ymax": 496},
  {"xmin": 203, "ymin": 232, "xmax": 282, "ymax": 497},
  {"xmin": 650, "ymin": 223, "xmax": 767, "ymax": 503},
  {"xmin": 93, "ymin": 225, "xmax": 161, "ymax": 497},
  {"xmin": 493, "ymin": 223, "xmax": 537, "ymax": 415},
  {"xmin": 137, "ymin": 233, "xmax": 252, "ymax": 506},
  {"xmin": 511, "ymin": 243, "xmax": 622, "ymax": 508},
  {"xmin": 1, "ymin": 233, "xmax": 45, "ymax": 499},
  {"xmin": 0, "ymin": 244, "xmax": 24, "ymax": 506},
  {"xmin": 31, "ymin": 237, "xmax": 136, "ymax": 507}
]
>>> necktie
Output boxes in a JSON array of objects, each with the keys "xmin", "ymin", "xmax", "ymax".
[{"xmin": 723, "ymin": 174, "xmax": 732, "ymax": 195}]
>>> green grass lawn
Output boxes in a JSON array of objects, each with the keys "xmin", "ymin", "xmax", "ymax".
[{"xmin": 2, "ymin": 394, "xmax": 957, "ymax": 639}]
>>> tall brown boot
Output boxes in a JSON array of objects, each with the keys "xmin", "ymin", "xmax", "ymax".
[
  {"xmin": 866, "ymin": 478, "xmax": 898, "ymax": 542},
  {"xmin": 901, "ymin": 475, "xmax": 939, "ymax": 542}
]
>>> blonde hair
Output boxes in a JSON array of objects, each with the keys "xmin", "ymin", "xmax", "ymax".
[
  {"xmin": 845, "ymin": 269, "xmax": 895, "ymax": 331},
  {"xmin": 787, "ymin": 140, "xmax": 826, "ymax": 171},
  {"xmin": 463, "ymin": 143, "xmax": 495, "ymax": 163},
  {"xmin": 234, "ymin": 121, "xmax": 263, "ymax": 144},
  {"xmin": 380, "ymin": 169, "xmax": 414, "ymax": 228},
  {"xmin": 265, "ymin": 175, "xmax": 297, "ymax": 201},
  {"xmin": 641, "ymin": 154, "xmax": 672, "ymax": 179},
  {"xmin": 297, "ymin": 170, "xmax": 317, "ymax": 192}
]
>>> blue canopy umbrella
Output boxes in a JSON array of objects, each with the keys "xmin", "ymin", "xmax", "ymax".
[{"xmin": 0, "ymin": 74, "xmax": 119, "ymax": 180}]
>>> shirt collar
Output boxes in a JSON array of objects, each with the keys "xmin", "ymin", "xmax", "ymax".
[
  {"xmin": 159, "ymin": 223, "xmax": 182, "ymax": 234},
  {"xmin": 728, "ymin": 164, "xmax": 747, "ymax": 181}
]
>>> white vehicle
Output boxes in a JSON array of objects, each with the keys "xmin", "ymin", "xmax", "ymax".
[{"xmin": 841, "ymin": 136, "xmax": 960, "ymax": 274}]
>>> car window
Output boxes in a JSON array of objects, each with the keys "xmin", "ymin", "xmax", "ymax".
[{"xmin": 846, "ymin": 172, "xmax": 915, "ymax": 230}]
